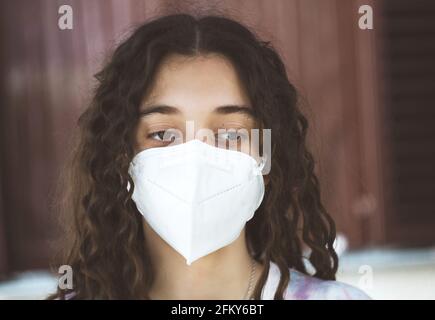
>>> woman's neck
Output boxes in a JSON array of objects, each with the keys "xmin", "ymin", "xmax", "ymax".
[{"xmin": 144, "ymin": 223, "xmax": 263, "ymax": 299}]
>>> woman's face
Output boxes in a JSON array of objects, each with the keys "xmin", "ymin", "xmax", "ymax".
[{"xmin": 134, "ymin": 53, "xmax": 258, "ymax": 155}]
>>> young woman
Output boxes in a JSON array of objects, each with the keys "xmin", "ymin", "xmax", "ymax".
[{"xmin": 51, "ymin": 13, "xmax": 370, "ymax": 300}]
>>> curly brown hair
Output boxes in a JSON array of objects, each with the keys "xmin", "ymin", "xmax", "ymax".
[{"xmin": 50, "ymin": 13, "xmax": 338, "ymax": 300}]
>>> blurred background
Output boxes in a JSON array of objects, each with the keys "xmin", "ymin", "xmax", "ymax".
[{"xmin": 0, "ymin": 0, "xmax": 434, "ymax": 299}]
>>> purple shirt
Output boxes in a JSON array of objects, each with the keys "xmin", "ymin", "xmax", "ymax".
[
  {"xmin": 261, "ymin": 262, "xmax": 371, "ymax": 300},
  {"xmin": 61, "ymin": 262, "xmax": 371, "ymax": 300}
]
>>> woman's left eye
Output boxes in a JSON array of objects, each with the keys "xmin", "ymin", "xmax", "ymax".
[
  {"xmin": 216, "ymin": 131, "xmax": 242, "ymax": 141},
  {"xmin": 216, "ymin": 131, "xmax": 245, "ymax": 141}
]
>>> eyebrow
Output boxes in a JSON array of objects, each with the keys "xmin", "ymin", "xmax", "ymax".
[
  {"xmin": 138, "ymin": 104, "xmax": 255, "ymax": 118},
  {"xmin": 213, "ymin": 105, "xmax": 256, "ymax": 118},
  {"xmin": 138, "ymin": 105, "xmax": 181, "ymax": 117}
]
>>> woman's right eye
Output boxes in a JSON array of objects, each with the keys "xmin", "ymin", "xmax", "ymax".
[
  {"xmin": 147, "ymin": 129, "xmax": 178, "ymax": 143},
  {"xmin": 148, "ymin": 130, "xmax": 166, "ymax": 141}
]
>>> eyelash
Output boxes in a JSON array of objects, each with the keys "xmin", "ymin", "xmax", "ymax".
[
  {"xmin": 146, "ymin": 129, "xmax": 249, "ymax": 143},
  {"xmin": 147, "ymin": 130, "xmax": 177, "ymax": 142},
  {"xmin": 215, "ymin": 131, "xmax": 247, "ymax": 142}
]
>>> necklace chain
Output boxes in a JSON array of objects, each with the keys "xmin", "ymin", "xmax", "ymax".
[{"xmin": 242, "ymin": 257, "xmax": 256, "ymax": 300}]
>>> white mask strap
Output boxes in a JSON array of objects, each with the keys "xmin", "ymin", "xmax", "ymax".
[{"xmin": 254, "ymin": 155, "xmax": 267, "ymax": 175}]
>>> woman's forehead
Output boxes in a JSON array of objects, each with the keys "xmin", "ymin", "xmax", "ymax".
[{"xmin": 141, "ymin": 53, "xmax": 251, "ymax": 116}]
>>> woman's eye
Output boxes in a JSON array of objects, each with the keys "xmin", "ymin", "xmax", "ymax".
[
  {"xmin": 148, "ymin": 130, "xmax": 176, "ymax": 142},
  {"xmin": 216, "ymin": 131, "xmax": 245, "ymax": 142},
  {"xmin": 215, "ymin": 131, "xmax": 250, "ymax": 151}
]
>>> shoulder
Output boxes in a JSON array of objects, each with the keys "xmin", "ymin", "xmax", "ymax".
[
  {"xmin": 286, "ymin": 269, "xmax": 371, "ymax": 300},
  {"xmin": 262, "ymin": 262, "xmax": 371, "ymax": 300}
]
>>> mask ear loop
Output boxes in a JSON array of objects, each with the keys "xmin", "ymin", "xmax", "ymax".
[{"xmin": 253, "ymin": 155, "xmax": 267, "ymax": 175}]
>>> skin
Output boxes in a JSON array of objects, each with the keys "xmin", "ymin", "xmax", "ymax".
[{"xmin": 134, "ymin": 53, "xmax": 265, "ymax": 299}]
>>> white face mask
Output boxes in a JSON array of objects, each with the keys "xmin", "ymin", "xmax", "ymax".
[{"xmin": 128, "ymin": 139, "xmax": 265, "ymax": 265}]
